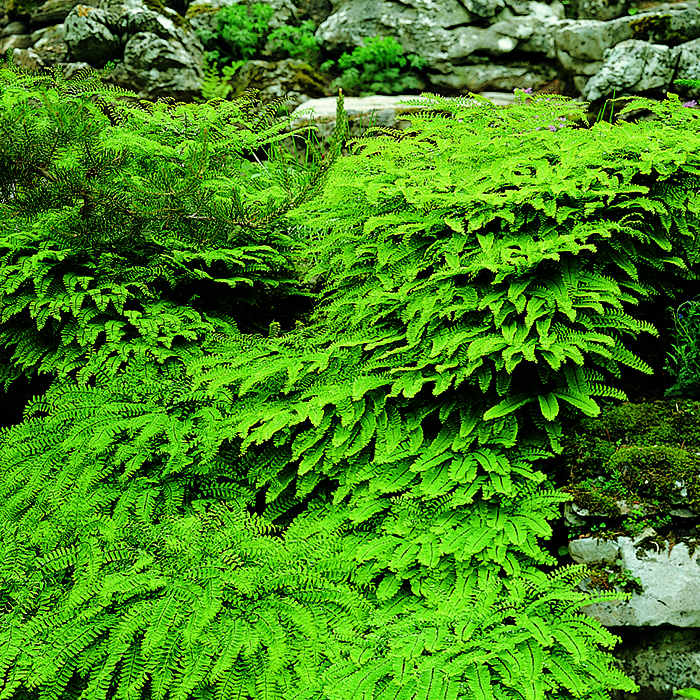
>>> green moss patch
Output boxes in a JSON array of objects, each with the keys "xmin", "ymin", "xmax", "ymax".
[{"xmin": 558, "ymin": 398, "xmax": 700, "ymax": 556}]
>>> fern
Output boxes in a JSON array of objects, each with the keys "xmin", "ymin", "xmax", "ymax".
[{"xmin": 3, "ymin": 69, "xmax": 700, "ymax": 700}]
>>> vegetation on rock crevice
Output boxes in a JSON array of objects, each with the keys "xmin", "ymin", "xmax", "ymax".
[{"xmin": 556, "ymin": 398, "xmax": 700, "ymax": 558}]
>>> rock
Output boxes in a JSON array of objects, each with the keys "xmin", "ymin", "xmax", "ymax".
[
  {"xmin": 0, "ymin": 0, "xmax": 208, "ymax": 103},
  {"xmin": 607, "ymin": 628, "xmax": 700, "ymax": 700},
  {"xmin": 310, "ymin": 0, "xmax": 700, "ymax": 103},
  {"xmin": 2, "ymin": 0, "xmax": 700, "ymax": 117},
  {"xmin": 214, "ymin": 57, "xmax": 337, "ymax": 113},
  {"xmin": 549, "ymin": 400, "xmax": 700, "ymax": 695},
  {"xmin": 570, "ymin": 527, "xmax": 700, "ymax": 626}
]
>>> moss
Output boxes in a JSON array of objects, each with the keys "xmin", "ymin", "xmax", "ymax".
[
  {"xmin": 584, "ymin": 561, "xmax": 645, "ymax": 596},
  {"xmin": 3, "ymin": 0, "xmax": 44, "ymax": 18},
  {"xmin": 184, "ymin": 2, "xmax": 221, "ymax": 22},
  {"xmin": 628, "ymin": 13, "xmax": 694, "ymax": 46},
  {"xmin": 564, "ymin": 484, "xmax": 623, "ymax": 519},
  {"xmin": 557, "ymin": 398, "xmax": 700, "ymax": 556},
  {"xmin": 629, "ymin": 12, "xmax": 671, "ymax": 37},
  {"xmin": 142, "ymin": 0, "xmax": 190, "ymax": 30},
  {"xmin": 607, "ymin": 445, "xmax": 700, "ymax": 512}
]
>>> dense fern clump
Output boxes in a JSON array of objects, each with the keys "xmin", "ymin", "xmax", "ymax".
[{"xmin": 1, "ymin": 53, "xmax": 700, "ymax": 700}]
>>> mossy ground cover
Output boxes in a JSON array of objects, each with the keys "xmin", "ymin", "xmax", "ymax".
[{"xmin": 554, "ymin": 397, "xmax": 700, "ymax": 560}]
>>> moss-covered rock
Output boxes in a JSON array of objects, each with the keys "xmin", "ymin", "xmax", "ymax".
[{"xmin": 556, "ymin": 398, "xmax": 700, "ymax": 555}]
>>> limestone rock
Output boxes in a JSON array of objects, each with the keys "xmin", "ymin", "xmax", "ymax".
[
  {"xmin": 219, "ymin": 58, "xmax": 336, "ymax": 111},
  {"xmin": 2, "ymin": 0, "xmax": 700, "ymax": 113},
  {"xmin": 606, "ymin": 628, "xmax": 700, "ymax": 700},
  {"xmin": 571, "ymin": 528, "xmax": 700, "ymax": 627},
  {"xmin": 274, "ymin": 91, "xmax": 528, "ymax": 161}
]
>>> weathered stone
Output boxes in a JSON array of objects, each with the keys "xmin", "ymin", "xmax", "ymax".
[
  {"xmin": 273, "ymin": 91, "xmax": 534, "ymax": 164},
  {"xmin": 310, "ymin": 0, "xmax": 700, "ymax": 104},
  {"xmin": 607, "ymin": 628, "xmax": 700, "ymax": 700},
  {"xmin": 581, "ymin": 36, "xmax": 700, "ymax": 101},
  {"xmin": 2, "ymin": 0, "xmax": 700, "ymax": 114},
  {"xmin": 571, "ymin": 527, "xmax": 700, "ymax": 627},
  {"xmin": 0, "ymin": 0, "xmax": 209, "ymax": 102},
  {"xmin": 220, "ymin": 58, "xmax": 337, "ymax": 108},
  {"xmin": 0, "ymin": 20, "xmax": 30, "ymax": 36}
]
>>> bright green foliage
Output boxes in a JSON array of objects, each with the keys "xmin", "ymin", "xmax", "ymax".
[
  {"xmin": 0, "ymin": 50, "xmax": 345, "ymax": 391},
  {"xmin": 193, "ymin": 2, "xmax": 277, "ymax": 71},
  {"xmin": 190, "ymin": 1, "xmax": 428, "ymax": 100},
  {"xmin": 198, "ymin": 55, "xmax": 246, "ymax": 103},
  {"xmin": 2, "ymin": 59, "xmax": 700, "ymax": 700},
  {"xmin": 194, "ymin": 0, "xmax": 325, "ymax": 70},
  {"xmin": 319, "ymin": 36, "xmax": 429, "ymax": 97},
  {"xmin": 264, "ymin": 20, "xmax": 323, "ymax": 66}
]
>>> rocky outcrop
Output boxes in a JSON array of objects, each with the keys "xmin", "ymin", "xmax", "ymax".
[
  {"xmin": 0, "ymin": 0, "xmax": 209, "ymax": 103},
  {"xmin": 547, "ymin": 398, "xmax": 700, "ymax": 698},
  {"xmin": 1, "ymin": 0, "xmax": 700, "ymax": 114},
  {"xmin": 303, "ymin": 0, "xmax": 700, "ymax": 104},
  {"xmin": 607, "ymin": 628, "xmax": 700, "ymax": 700},
  {"xmin": 565, "ymin": 523, "xmax": 700, "ymax": 699},
  {"xmin": 555, "ymin": 398, "xmax": 700, "ymax": 627},
  {"xmin": 2, "ymin": 0, "xmax": 699, "ymax": 173},
  {"xmin": 569, "ymin": 524, "xmax": 700, "ymax": 627}
]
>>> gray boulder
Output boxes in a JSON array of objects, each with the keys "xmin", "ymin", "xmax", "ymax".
[
  {"xmin": 310, "ymin": 0, "xmax": 700, "ymax": 102},
  {"xmin": 565, "ymin": 528, "xmax": 700, "ymax": 695},
  {"xmin": 0, "ymin": 0, "xmax": 209, "ymax": 102},
  {"xmin": 570, "ymin": 527, "xmax": 700, "ymax": 626},
  {"xmin": 2, "ymin": 0, "xmax": 700, "ymax": 113},
  {"xmin": 561, "ymin": 496, "xmax": 700, "ymax": 696},
  {"xmin": 607, "ymin": 628, "xmax": 700, "ymax": 700},
  {"xmin": 274, "ymin": 91, "xmax": 536, "ymax": 164}
]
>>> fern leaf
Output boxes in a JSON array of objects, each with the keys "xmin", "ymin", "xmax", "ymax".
[
  {"xmin": 214, "ymin": 660, "xmax": 248, "ymax": 700},
  {"xmin": 547, "ymin": 652, "xmax": 590, "ymax": 697},
  {"xmin": 462, "ymin": 664, "xmax": 494, "ymax": 700},
  {"xmin": 552, "ymin": 390, "xmax": 600, "ymax": 417},
  {"xmin": 482, "ymin": 393, "xmax": 535, "ymax": 421}
]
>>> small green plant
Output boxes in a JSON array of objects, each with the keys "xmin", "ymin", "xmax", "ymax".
[
  {"xmin": 674, "ymin": 78, "xmax": 700, "ymax": 92},
  {"xmin": 624, "ymin": 505, "xmax": 654, "ymax": 536},
  {"xmin": 198, "ymin": 53, "xmax": 246, "ymax": 102},
  {"xmin": 194, "ymin": 1, "xmax": 276, "ymax": 73},
  {"xmin": 192, "ymin": 5, "xmax": 427, "ymax": 102},
  {"xmin": 664, "ymin": 298, "xmax": 700, "ymax": 400},
  {"xmin": 319, "ymin": 35, "xmax": 428, "ymax": 97},
  {"xmin": 193, "ymin": 4, "xmax": 322, "ymax": 103},
  {"xmin": 674, "ymin": 690, "xmax": 700, "ymax": 698},
  {"xmin": 265, "ymin": 19, "xmax": 322, "ymax": 65},
  {"xmin": 585, "ymin": 562, "xmax": 645, "ymax": 596}
]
